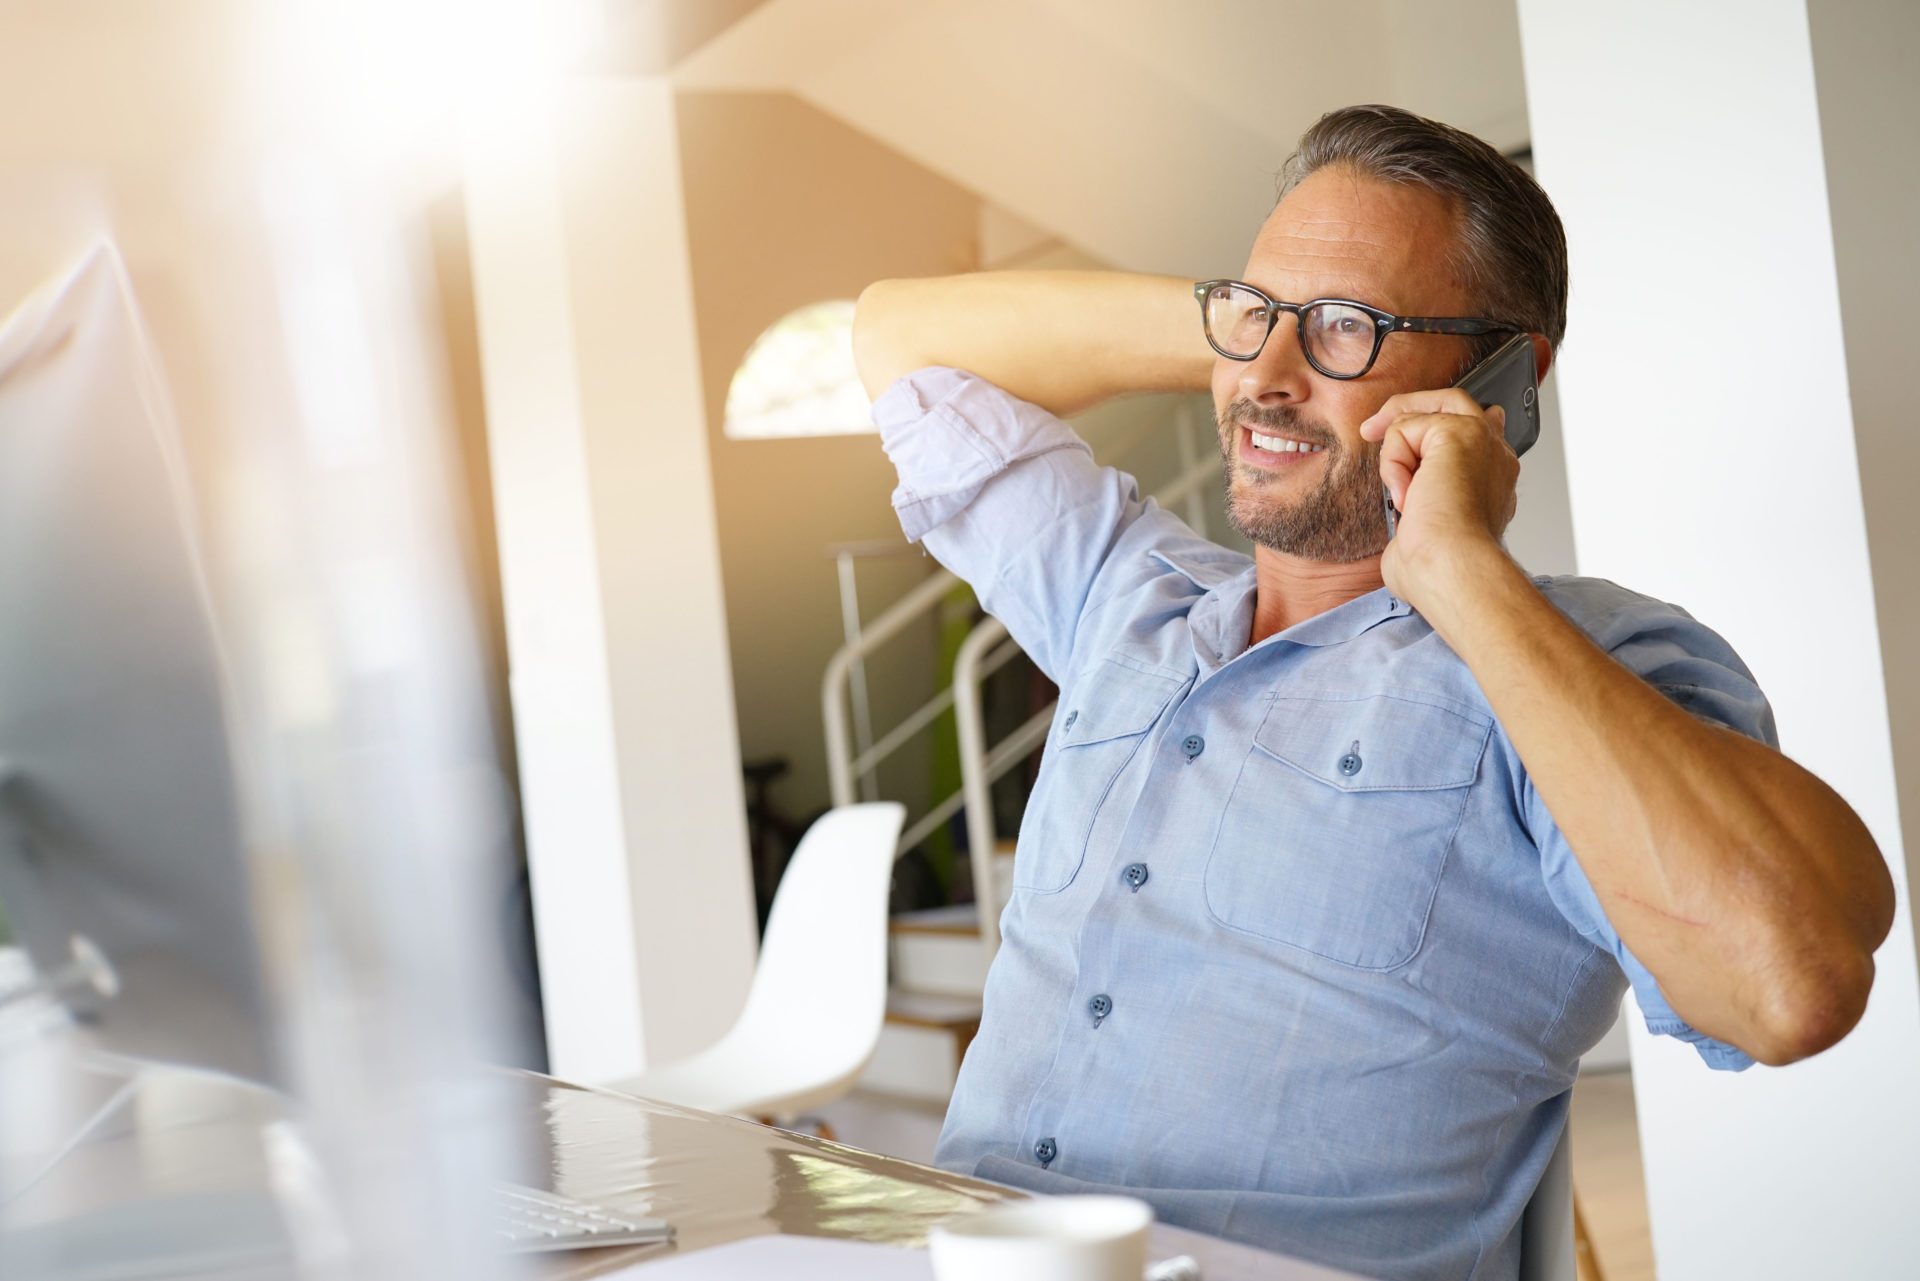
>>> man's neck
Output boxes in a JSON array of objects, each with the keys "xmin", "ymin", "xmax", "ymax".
[{"xmin": 1249, "ymin": 546, "xmax": 1386, "ymax": 644}]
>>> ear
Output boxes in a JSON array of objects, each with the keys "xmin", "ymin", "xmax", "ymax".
[{"xmin": 1530, "ymin": 333, "xmax": 1554, "ymax": 382}]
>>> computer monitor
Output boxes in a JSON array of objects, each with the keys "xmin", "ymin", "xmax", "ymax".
[{"xmin": 0, "ymin": 241, "xmax": 274, "ymax": 1085}]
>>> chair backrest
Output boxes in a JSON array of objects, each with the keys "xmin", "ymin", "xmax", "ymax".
[
  {"xmin": 1518, "ymin": 1122, "xmax": 1576, "ymax": 1281},
  {"xmin": 728, "ymin": 802, "xmax": 904, "ymax": 1078}
]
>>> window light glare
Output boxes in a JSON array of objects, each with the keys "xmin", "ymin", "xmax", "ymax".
[{"xmin": 723, "ymin": 301, "xmax": 875, "ymax": 440}]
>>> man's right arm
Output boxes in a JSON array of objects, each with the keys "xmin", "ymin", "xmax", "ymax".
[{"xmin": 852, "ymin": 271, "xmax": 1214, "ymax": 413}]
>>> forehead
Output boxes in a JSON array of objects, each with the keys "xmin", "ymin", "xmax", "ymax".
[{"xmin": 1243, "ymin": 166, "xmax": 1468, "ymax": 316}]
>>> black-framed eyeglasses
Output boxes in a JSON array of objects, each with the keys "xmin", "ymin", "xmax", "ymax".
[{"xmin": 1194, "ymin": 280, "xmax": 1523, "ymax": 379}]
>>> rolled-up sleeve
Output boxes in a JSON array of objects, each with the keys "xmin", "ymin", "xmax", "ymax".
[
  {"xmin": 874, "ymin": 366, "xmax": 1089, "ymax": 543},
  {"xmin": 1527, "ymin": 576, "xmax": 1778, "ymax": 1072},
  {"xmin": 874, "ymin": 367, "xmax": 1188, "ymax": 682}
]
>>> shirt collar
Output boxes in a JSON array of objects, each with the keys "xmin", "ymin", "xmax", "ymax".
[
  {"xmin": 1150, "ymin": 546, "xmax": 1414, "ymax": 672},
  {"xmin": 1271, "ymin": 584, "xmax": 1413, "ymax": 648}
]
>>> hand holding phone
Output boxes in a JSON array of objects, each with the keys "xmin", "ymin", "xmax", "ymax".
[{"xmin": 1383, "ymin": 333, "xmax": 1538, "ymax": 537}]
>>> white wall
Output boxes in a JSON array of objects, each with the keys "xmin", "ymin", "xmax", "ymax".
[
  {"xmin": 1517, "ymin": 3, "xmax": 1920, "ymax": 1275},
  {"xmin": 464, "ymin": 79, "xmax": 758, "ymax": 1082}
]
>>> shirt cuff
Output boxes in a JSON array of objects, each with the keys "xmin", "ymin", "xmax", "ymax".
[
  {"xmin": 873, "ymin": 366, "xmax": 1089, "ymax": 543},
  {"xmin": 1645, "ymin": 1018, "xmax": 1757, "ymax": 1071},
  {"xmin": 1622, "ymin": 949, "xmax": 1755, "ymax": 1071}
]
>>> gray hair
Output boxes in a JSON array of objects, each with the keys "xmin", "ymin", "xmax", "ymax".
[{"xmin": 1279, "ymin": 104, "xmax": 1568, "ymax": 361}]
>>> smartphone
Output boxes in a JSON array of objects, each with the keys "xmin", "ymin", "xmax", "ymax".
[
  {"xmin": 1383, "ymin": 333, "xmax": 1540, "ymax": 537},
  {"xmin": 1456, "ymin": 332, "xmax": 1541, "ymax": 457}
]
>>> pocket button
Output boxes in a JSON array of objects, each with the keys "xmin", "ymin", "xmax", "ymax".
[{"xmin": 1337, "ymin": 741, "xmax": 1364, "ymax": 777}]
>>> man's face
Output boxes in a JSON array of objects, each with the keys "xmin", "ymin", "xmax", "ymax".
[{"xmin": 1213, "ymin": 166, "xmax": 1477, "ymax": 562}]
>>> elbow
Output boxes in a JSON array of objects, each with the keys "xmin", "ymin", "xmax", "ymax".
[
  {"xmin": 1742, "ymin": 943, "xmax": 1877, "ymax": 1067},
  {"xmin": 852, "ymin": 279, "xmax": 912, "ymax": 400},
  {"xmin": 1744, "ymin": 819, "xmax": 1897, "ymax": 1065}
]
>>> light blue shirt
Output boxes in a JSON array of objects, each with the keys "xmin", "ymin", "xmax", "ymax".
[{"xmin": 875, "ymin": 369, "xmax": 1771, "ymax": 1281}]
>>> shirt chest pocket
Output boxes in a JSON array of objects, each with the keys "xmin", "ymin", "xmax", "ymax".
[
  {"xmin": 1204, "ymin": 693, "xmax": 1493, "ymax": 970},
  {"xmin": 1014, "ymin": 658, "xmax": 1185, "ymax": 894}
]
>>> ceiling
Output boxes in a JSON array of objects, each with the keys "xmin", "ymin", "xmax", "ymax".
[{"xmin": 664, "ymin": 0, "xmax": 1531, "ymax": 277}]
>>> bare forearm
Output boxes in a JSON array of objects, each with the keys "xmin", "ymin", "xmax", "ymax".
[
  {"xmin": 1420, "ymin": 543, "xmax": 1893, "ymax": 1064},
  {"xmin": 852, "ymin": 271, "xmax": 1214, "ymax": 414}
]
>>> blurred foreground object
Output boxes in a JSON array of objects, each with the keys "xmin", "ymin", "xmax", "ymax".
[
  {"xmin": 0, "ymin": 205, "xmax": 524, "ymax": 1281},
  {"xmin": 0, "ymin": 243, "xmax": 273, "ymax": 1085}
]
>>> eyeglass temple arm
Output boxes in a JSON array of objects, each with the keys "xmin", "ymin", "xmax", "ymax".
[{"xmin": 1393, "ymin": 317, "xmax": 1522, "ymax": 335}]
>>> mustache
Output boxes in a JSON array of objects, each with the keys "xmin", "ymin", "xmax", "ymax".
[{"xmin": 1217, "ymin": 398, "xmax": 1337, "ymax": 452}]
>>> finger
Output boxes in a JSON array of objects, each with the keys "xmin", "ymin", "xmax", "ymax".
[
  {"xmin": 1360, "ymin": 387, "xmax": 1489, "ymax": 441},
  {"xmin": 1378, "ymin": 420, "xmax": 1420, "ymax": 512},
  {"xmin": 1382, "ymin": 411, "xmax": 1490, "ymax": 461}
]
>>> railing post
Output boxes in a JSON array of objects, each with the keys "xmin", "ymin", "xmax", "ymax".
[
  {"xmin": 952, "ymin": 615, "xmax": 1010, "ymax": 959},
  {"xmin": 823, "ymin": 644, "xmax": 858, "ymax": 809},
  {"xmin": 822, "ymin": 567, "xmax": 960, "ymax": 811},
  {"xmin": 834, "ymin": 549, "xmax": 880, "ymax": 802}
]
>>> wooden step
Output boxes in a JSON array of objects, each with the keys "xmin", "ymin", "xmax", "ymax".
[
  {"xmin": 886, "ymin": 850, "xmax": 1013, "ymax": 997},
  {"xmin": 861, "ymin": 988, "xmax": 983, "ymax": 1104},
  {"xmin": 884, "ymin": 988, "xmax": 983, "ymax": 1029},
  {"xmin": 889, "ymin": 905, "xmax": 991, "ymax": 998},
  {"xmin": 889, "ymin": 903, "xmax": 980, "ymax": 936}
]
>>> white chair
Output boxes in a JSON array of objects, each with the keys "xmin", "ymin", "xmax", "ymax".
[
  {"xmin": 609, "ymin": 802, "xmax": 905, "ymax": 1125},
  {"xmin": 1518, "ymin": 1123, "xmax": 1577, "ymax": 1281}
]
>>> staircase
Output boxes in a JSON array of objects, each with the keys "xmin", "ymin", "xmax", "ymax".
[{"xmin": 857, "ymin": 846, "xmax": 1013, "ymax": 1103}]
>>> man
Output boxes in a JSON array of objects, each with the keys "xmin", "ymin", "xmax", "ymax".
[{"xmin": 852, "ymin": 106, "xmax": 1893, "ymax": 1280}]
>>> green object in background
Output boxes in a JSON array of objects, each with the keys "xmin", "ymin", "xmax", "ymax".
[{"xmin": 921, "ymin": 578, "xmax": 978, "ymax": 900}]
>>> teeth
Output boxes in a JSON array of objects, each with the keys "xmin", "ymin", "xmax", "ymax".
[{"xmin": 1249, "ymin": 431, "xmax": 1324, "ymax": 454}]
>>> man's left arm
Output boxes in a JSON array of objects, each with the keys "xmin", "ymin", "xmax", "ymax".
[{"xmin": 1364, "ymin": 389, "xmax": 1896, "ymax": 1067}]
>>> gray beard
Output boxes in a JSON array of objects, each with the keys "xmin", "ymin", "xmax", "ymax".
[{"xmin": 1216, "ymin": 399, "xmax": 1390, "ymax": 563}]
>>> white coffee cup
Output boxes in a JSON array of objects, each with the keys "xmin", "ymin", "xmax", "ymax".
[{"xmin": 928, "ymin": 1195, "xmax": 1154, "ymax": 1281}]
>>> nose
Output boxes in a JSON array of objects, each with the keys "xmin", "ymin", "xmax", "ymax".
[{"xmin": 1236, "ymin": 312, "xmax": 1314, "ymax": 407}]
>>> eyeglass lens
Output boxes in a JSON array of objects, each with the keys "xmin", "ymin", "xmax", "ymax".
[{"xmin": 1203, "ymin": 283, "xmax": 1379, "ymax": 375}]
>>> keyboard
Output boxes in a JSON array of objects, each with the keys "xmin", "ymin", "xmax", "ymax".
[{"xmin": 495, "ymin": 1182, "xmax": 675, "ymax": 1253}]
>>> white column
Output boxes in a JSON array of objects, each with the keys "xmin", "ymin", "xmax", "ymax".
[
  {"xmin": 1517, "ymin": 3, "xmax": 1920, "ymax": 1277},
  {"xmin": 463, "ymin": 79, "xmax": 756, "ymax": 1083}
]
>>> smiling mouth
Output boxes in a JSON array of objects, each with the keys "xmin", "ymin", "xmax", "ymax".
[
  {"xmin": 1247, "ymin": 429, "xmax": 1326, "ymax": 454},
  {"xmin": 1237, "ymin": 424, "xmax": 1330, "ymax": 467}
]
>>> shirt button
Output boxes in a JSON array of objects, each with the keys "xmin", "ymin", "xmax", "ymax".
[
  {"xmin": 1181, "ymin": 734, "xmax": 1205, "ymax": 760},
  {"xmin": 1064, "ymin": 710, "xmax": 1079, "ymax": 731},
  {"xmin": 1122, "ymin": 862, "xmax": 1149, "ymax": 891},
  {"xmin": 1338, "ymin": 740, "xmax": 1363, "ymax": 777},
  {"xmin": 1088, "ymin": 993, "xmax": 1112, "ymax": 1026},
  {"xmin": 1034, "ymin": 1137, "xmax": 1057, "ymax": 1167}
]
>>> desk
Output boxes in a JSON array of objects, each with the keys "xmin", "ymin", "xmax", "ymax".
[
  {"xmin": 3, "ymin": 1054, "xmax": 1363, "ymax": 1281},
  {"xmin": 511, "ymin": 1073, "xmax": 1362, "ymax": 1281}
]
